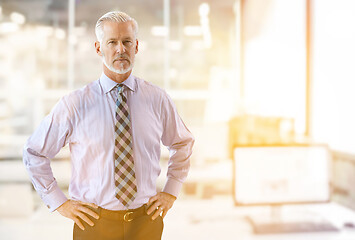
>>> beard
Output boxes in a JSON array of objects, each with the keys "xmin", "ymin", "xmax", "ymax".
[{"xmin": 102, "ymin": 52, "xmax": 134, "ymax": 74}]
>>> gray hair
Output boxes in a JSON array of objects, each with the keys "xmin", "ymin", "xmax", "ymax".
[{"xmin": 95, "ymin": 11, "xmax": 138, "ymax": 43}]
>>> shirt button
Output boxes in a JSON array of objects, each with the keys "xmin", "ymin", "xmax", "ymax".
[{"xmin": 46, "ymin": 205, "xmax": 50, "ymax": 209}]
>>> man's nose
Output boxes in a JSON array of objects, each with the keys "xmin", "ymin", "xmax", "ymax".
[{"xmin": 116, "ymin": 42, "xmax": 125, "ymax": 54}]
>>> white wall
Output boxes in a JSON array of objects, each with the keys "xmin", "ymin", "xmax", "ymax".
[{"xmin": 312, "ymin": 0, "xmax": 355, "ymax": 153}]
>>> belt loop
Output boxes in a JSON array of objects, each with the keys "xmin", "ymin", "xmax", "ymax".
[
  {"xmin": 97, "ymin": 206, "xmax": 101, "ymax": 216},
  {"xmin": 143, "ymin": 204, "xmax": 148, "ymax": 213}
]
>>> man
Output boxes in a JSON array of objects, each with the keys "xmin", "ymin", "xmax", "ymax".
[{"xmin": 23, "ymin": 11, "xmax": 194, "ymax": 240}]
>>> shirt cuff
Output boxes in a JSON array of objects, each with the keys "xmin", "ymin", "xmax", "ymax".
[
  {"xmin": 162, "ymin": 177, "xmax": 183, "ymax": 198},
  {"xmin": 41, "ymin": 185, "xmax": 68, "ymax": 212}
]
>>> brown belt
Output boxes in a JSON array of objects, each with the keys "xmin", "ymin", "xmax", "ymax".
[{"xmin": 94, "ymin": 204, "xmax": 148, "ymax": 222}]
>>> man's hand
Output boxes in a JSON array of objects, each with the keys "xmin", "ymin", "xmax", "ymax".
[
  {"xmin": 147, "ymin": 192, "xmax": 177, "ymax": 220},
  {"xmin": 56, "ymin": 199, "xmax": 99, "ymax": 230}
]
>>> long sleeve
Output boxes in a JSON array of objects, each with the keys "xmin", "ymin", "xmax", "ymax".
[
  {"xmin": 160, "ymin": 93, "xmax": 195, "ymax": 198},
  {"xmin": 23, "ymin": 97, "xmax": 73, "ymax": 212},
  {"xmin": 22, "ymin": 75, "xmax": 195, "ymax": 211}
]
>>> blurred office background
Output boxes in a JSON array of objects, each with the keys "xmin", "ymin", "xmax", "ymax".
[{"xmin": 1, "ymin": 0, "xmax": 355, "ymax": 239}]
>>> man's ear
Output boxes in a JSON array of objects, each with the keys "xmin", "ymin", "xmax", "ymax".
[
  {"xmin": 95, "ymin": 41, "xmax": 102, "ymax": 56},
  {"xmin": 135, "ymin": 39, "xmax": 139, "ymax": 54}
]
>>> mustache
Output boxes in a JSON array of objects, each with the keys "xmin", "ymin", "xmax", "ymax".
[{"xmin": 114, "ymin": 55, "xmax": 129, "ymax": 62}]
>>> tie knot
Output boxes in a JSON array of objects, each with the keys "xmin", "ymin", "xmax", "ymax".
[{"xmin": 117, "ymin": 84, "xmax": 124, "ymax": 95}]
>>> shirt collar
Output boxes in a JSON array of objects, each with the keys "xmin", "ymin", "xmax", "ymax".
[{"xmin": 99, "ymin": 72, "xmax": 136, "ymax": 94}]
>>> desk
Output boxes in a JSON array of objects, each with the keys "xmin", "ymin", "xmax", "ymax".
[{"xmin": 163, "ymin": 197, "xmax": 355, "ymax": 240}]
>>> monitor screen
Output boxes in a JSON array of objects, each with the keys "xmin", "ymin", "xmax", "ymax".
[{"xmin": 233, "ymin": 145, "xmax": 330, "ymax": 205}]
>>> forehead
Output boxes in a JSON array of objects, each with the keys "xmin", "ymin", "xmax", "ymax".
[{"xmin": 101, "ymin": 21, "xmax": 135, "ymax": 39}]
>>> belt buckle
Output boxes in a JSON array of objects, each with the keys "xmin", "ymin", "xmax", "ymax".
[{"xmin": 124, "ymin": 212, "xmax": 134, "ymax": 222}]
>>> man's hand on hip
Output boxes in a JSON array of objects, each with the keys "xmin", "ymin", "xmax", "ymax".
[
  {"xmin": 147, "ymin": 192, "xmax": 177, "ymax": 220},
  {"xmin": 56, "ymin": 199, "xmax": 99, "ymax": 230}
]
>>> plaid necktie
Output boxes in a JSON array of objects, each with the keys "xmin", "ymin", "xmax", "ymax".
[{"xmin": 114, "ymin": 84, "xmax": 137, "ymax": 207}]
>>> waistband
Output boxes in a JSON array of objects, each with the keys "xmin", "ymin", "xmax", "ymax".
[{"xmin": 93, "ymin": 204, "xmax": 148, "ymax": 222}]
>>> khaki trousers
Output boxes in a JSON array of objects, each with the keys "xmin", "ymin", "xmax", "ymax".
[{"xmin": 73, "ymin": 205, "xmax": 164, "ymax": 240}]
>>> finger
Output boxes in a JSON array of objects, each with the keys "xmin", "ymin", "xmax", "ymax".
[
  {"xmin": 80, "ymin": 201, "xmax": 99, "ymax": 209},
  {"xmin": 76, "ymin": 211, "xmax": 95, "ymax": 227},
  {"xmin": 74, "ymin": 217, "xmax": 85, "ymax": 231},
  {"xmin": 162, "ymin": 209, "xmax": 167, "ymax": 219},
  {"xmin": 151, "ymin": 208, "xmax": 162, "ymax": 220},
  {"xmin": 148, "ymin": 195, "xmax": 159, "ymax": 206},
  {"xmin": 147, "ymin": 201, "xmax": 160, "ymax": 215},
  {"xmin": 78, "ymin": 205, "xmax": 99, "ymax": 219}
]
